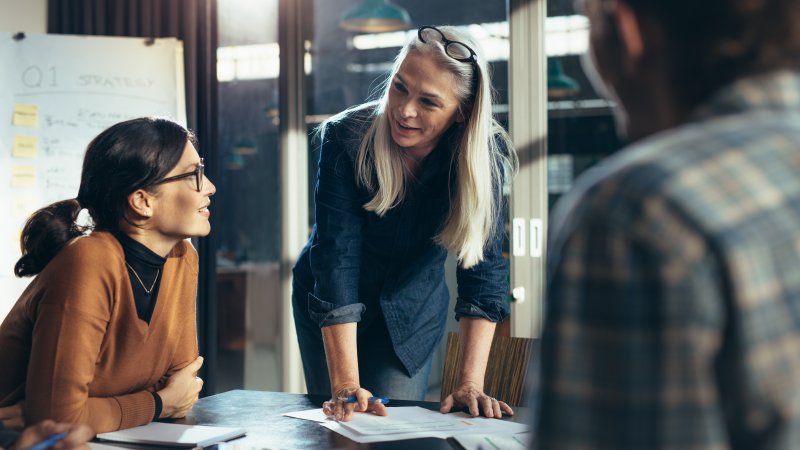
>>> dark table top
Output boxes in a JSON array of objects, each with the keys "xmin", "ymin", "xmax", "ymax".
[{"xmin": 178, "ymin": 390, "xmax": 529, "ymax": 450}]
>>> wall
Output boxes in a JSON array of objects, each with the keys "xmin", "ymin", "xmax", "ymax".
[
  {"xmin": 0, "ymin": 1, "xmax": 46, "ymax": 320},
  {"xmin": 0, "ymin": 0, "xmax": 46, "ymax": 33}
]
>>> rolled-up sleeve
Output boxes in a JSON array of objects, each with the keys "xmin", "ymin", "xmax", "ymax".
[
  {"xmin": 308, "ymin": 124, "xmax": 368, "ymax": 327},
  {"xmin": 455, "ymin": 185, "xmax": 510, "ymax": 322}
]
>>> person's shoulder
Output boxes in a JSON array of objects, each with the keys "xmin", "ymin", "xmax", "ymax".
[
  {"xmin": 54, "ymin": 231, "xmax": 123, "ymax": 269},
  {"xmin": 556, "ymin": 124, "xmax": 719, "ymax": 234},
  {"xmin": 168, "ymin": 239, "xmax": 199, "ymax": 274},
  {"xmin": 32, "ymin": 231, "xmax": 124, "ymax": 312},
  {"xmin": 551, "ymin": 137, "xmax": 673, "ymax": 234}
]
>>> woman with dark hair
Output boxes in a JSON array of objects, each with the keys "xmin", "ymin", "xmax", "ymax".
[{"xmin": 0, "ymin": 117, "xmax": 216, "ymax": 433}]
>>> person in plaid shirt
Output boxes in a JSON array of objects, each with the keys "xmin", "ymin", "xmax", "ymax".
[{"xmin": 535, "ymin": 0, "xmax": 800, "ymax": 448}]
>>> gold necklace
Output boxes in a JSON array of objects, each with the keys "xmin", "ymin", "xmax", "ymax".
[{"xmin": 125, "ymin": 261, "xmax": 160, "ymax": 295}]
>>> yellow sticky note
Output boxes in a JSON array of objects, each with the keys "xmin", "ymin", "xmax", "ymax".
[
  {"xmin": 12, "ymin": 135, "xmax": 38, "ymax": 158},
  {"xmin": 13, "ymin": 104, "xmax": 39, "ymax": 127},
  {"xmin": 11, "ymin": 165, "xmax": 36, "ymax": 187},
  {"xmin": 12, "ymin": 196, "xmax": 36, "ymax": 219}
]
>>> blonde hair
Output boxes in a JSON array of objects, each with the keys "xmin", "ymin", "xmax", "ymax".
[{"xmin": 324, "ymin": 26, "xmax": 517, "ymax": 269}]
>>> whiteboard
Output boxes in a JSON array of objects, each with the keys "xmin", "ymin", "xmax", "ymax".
[{"xmin": 0, "ymin": 32, "xmax": 186, "ymax": 320}]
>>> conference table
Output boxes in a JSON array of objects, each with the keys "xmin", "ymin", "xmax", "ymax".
[{"xmin": 178, "ymin": 389, "xmax": 530, "ymax": 449}]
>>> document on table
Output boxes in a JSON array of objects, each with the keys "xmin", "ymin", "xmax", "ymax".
[
  {"xmin": 453, "ymin": 433, "xmax": 531, "ymax": 450},
  {"xmin": 283, "ymin": 406, "xmax": 529, "ymax": 444}
]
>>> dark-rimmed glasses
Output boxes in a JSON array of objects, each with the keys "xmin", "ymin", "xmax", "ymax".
[
  {"xmin": 152, "ymin": 158, "xmax": 204, "ymax": 192},
  {"xmin": 418, "ymin": 26, "xmax": 478, "ymax": 65}
]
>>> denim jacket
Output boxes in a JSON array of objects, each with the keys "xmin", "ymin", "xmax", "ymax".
[{"xmin": 292, "ymin": 107, "xmax": 510, "ymax": 376}]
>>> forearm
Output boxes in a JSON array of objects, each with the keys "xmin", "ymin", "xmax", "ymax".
[
  {"xmin": 321, "ymin": 322, "xmax": 360, "ymax": 394},
  {"xmin": 26, "ymin": 390, "xmax": 154, "ymax": 433},
  {"xmin": 456, "ymin": 318, "xmax": 496, "ymax": 389}
]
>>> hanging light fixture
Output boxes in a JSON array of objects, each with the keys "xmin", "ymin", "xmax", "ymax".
[
  {"xmin": 340, "ymin": 0, "xmax": 412, "ymax": 33},
  {"xmin": 224, "ymin": 153, "xmax": 246, "ymax": 171},
  {"xmin": 232, "ymin": 138, "xmax": 257, "ymax": 156},
  {"xmin": 547, "ymin": 59, "xmax": 581, "ymax": 98}
]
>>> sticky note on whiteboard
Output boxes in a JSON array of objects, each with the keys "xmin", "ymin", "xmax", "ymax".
[
  {"xmin": 11, "ymin": 165, "xmax": 36, "ymax": 187},
  {"xmin": 12, "ymin": 195, "xmax": 37, "ymax": 219},
  {"xmin": 12, "ymin": 135, "xmax": 38, "ymax": 158},
  {"xmin": 13, "ymin": 104, "xmax": 39, "ymax": 127}
]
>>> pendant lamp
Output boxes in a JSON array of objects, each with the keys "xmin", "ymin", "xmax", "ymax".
[
  {"xmin": 547, "ymin": 59, "xmax": 581, "ymax": 98},
  {"xmin": 339, "ymin": 0, "xmax": 412, "ymax": 33}
]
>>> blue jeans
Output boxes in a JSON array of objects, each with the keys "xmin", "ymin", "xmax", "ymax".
[{"xmin": 292, "ymin": 281, "xmax": 434, "ymax": 401}]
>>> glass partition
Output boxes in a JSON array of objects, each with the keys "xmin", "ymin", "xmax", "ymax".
[
  {"xmin": 546, "ymin": 0, "xmax": 623, "ymax": 210},
  {"xmin": 214, "ymin": 0, "xmax": 283, "ymax": 392}
]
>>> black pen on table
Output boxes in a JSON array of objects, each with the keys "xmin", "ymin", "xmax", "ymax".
[{"xmin": 22, "ymin": 431, "xmax": 67, "ymax": 450}]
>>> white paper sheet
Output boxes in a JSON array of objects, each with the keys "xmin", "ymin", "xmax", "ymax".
[
  {"xmin": 88, "ymin": 443, "xmax": 131, "ymax": 450},
  {"xmin": 337, "ymin": 407, "xmax": 458, "ymax": 435},
  {"xmin": 453, "ymin": 433, "xmax": 531, "ymax": 450},
  {"xmin": 281, "ymin": 408, "xmax": 329, "ymax": 423},
  {"xmin": 283, "ymin": 406, "xmax": 529, "ymax": 444}
]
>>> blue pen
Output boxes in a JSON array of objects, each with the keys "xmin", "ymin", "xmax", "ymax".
[
  {"xmin": 23, "ymin": 431, "xmax": 67, "ymax": 450},
  {"xmin": 339, "ymin": 395, "xmax": 389, "ymax": 405}
]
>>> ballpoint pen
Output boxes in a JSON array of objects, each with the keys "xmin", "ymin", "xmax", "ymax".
[
  {"xmin": 23, "ymin": 431, "xmax": 68, "ymax": 450},
  {"xmin": 338, "ymin": 395, "xmax": 390, "ymax": 405}
]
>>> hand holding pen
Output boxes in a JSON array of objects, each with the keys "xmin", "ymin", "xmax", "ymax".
[
  {"xmin": 322, "ymin": 384, "xmax": 389, "ymax": 422},
  {"xmin": 338, "ymin": 395, "xmax": 389, "ymax": 405},
  {"xmin": 12, "ymin": 420, "xmax": 94, "ymax": 450}
]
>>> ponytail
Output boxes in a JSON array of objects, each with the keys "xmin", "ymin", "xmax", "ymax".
[{"xmin": 14, "ymin": 199, "xmax": 88, "ymax": 277}]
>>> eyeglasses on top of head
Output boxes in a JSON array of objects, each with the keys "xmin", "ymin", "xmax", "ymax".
[
  {"xmin": 152, "ymin": 158, "xmax": 204, "ymax": 192},
  {"xmin": 417, "ymin": 26, "xmax": 478, "ymax": 65}
]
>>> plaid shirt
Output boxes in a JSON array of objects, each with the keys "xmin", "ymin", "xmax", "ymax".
[{"xmin": 535, "ymin": 70, "xmax": 800, "ymax": 449}]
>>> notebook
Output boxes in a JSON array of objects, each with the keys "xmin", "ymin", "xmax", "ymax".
[{"xmin": 96, "ymin": 422, "xmax": 246, "ymax": 448}]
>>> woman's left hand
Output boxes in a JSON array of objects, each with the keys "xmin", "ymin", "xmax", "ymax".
[{"xmin": 439, "ymin": 381, "xmax": 513, "ymax": 419}]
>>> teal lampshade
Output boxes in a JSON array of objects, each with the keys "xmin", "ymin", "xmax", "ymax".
[
  {"xmin": 547, "ymin": 59, "xmax": 581, "ymax": 98},
  {"xmin": 224, "ymin": 153, "xmax": 246, "ymax": 170},
  {"xmin": 340, "ymin": 0, "xmax": 412, "ymax": 33},
  {"xmin": 232, "ymin": 138, "xmax": 257, "ymax": 155}
]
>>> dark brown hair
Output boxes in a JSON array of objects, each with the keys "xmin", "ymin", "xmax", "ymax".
[
  {"xmin": 625, "ymin": 0, "xmax": 800, "ymax": 107},
  {"xmin": 14, "ymin": 117, "xmax": 194, "ymax": 277}
]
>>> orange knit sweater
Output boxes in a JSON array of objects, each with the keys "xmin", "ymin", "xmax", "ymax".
[{"xmin": 0, "ymin": 231, "xmax": 199, "ymax": 432}]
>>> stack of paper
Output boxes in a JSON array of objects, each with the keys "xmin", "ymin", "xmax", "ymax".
[{"xmin": 283, "ymin": 406, "xmax": 529, "ymax": 444}]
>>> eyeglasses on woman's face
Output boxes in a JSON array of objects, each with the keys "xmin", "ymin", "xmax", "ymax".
[
  {"xmin": 152, "ymin": 158, "xmax": 204, "ymax": 192},
  {"xmin": 417, "ymin": 26, "xmax": 478, "ymax": 64}
]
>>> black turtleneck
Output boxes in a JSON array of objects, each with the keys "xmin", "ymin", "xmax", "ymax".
[{"xmin": 114, "ymin": 232, "xmax": 167, "ymax": 324}]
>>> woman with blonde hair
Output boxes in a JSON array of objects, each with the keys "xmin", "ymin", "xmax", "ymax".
[{"xmin": 292, "ymin": 25, "xmax": 517, "ymax": 421}]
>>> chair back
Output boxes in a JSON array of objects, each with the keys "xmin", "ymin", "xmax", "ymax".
[{"xmin": 440, "ymin": 331, "xmax": 536, "ymax": 407}]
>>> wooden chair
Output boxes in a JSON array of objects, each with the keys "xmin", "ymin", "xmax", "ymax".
[{"xmin": 440, "ymin": 331, "xmax": 537, "ymax": 407}]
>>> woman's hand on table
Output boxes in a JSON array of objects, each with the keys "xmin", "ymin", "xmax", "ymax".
[
  {"xmin": 439, "ymin": 381, "xmax": 513, "ymax": 419},
  {"xmin": 322, "ymin": 382, "xmax": 387, "ymax": 422}
]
